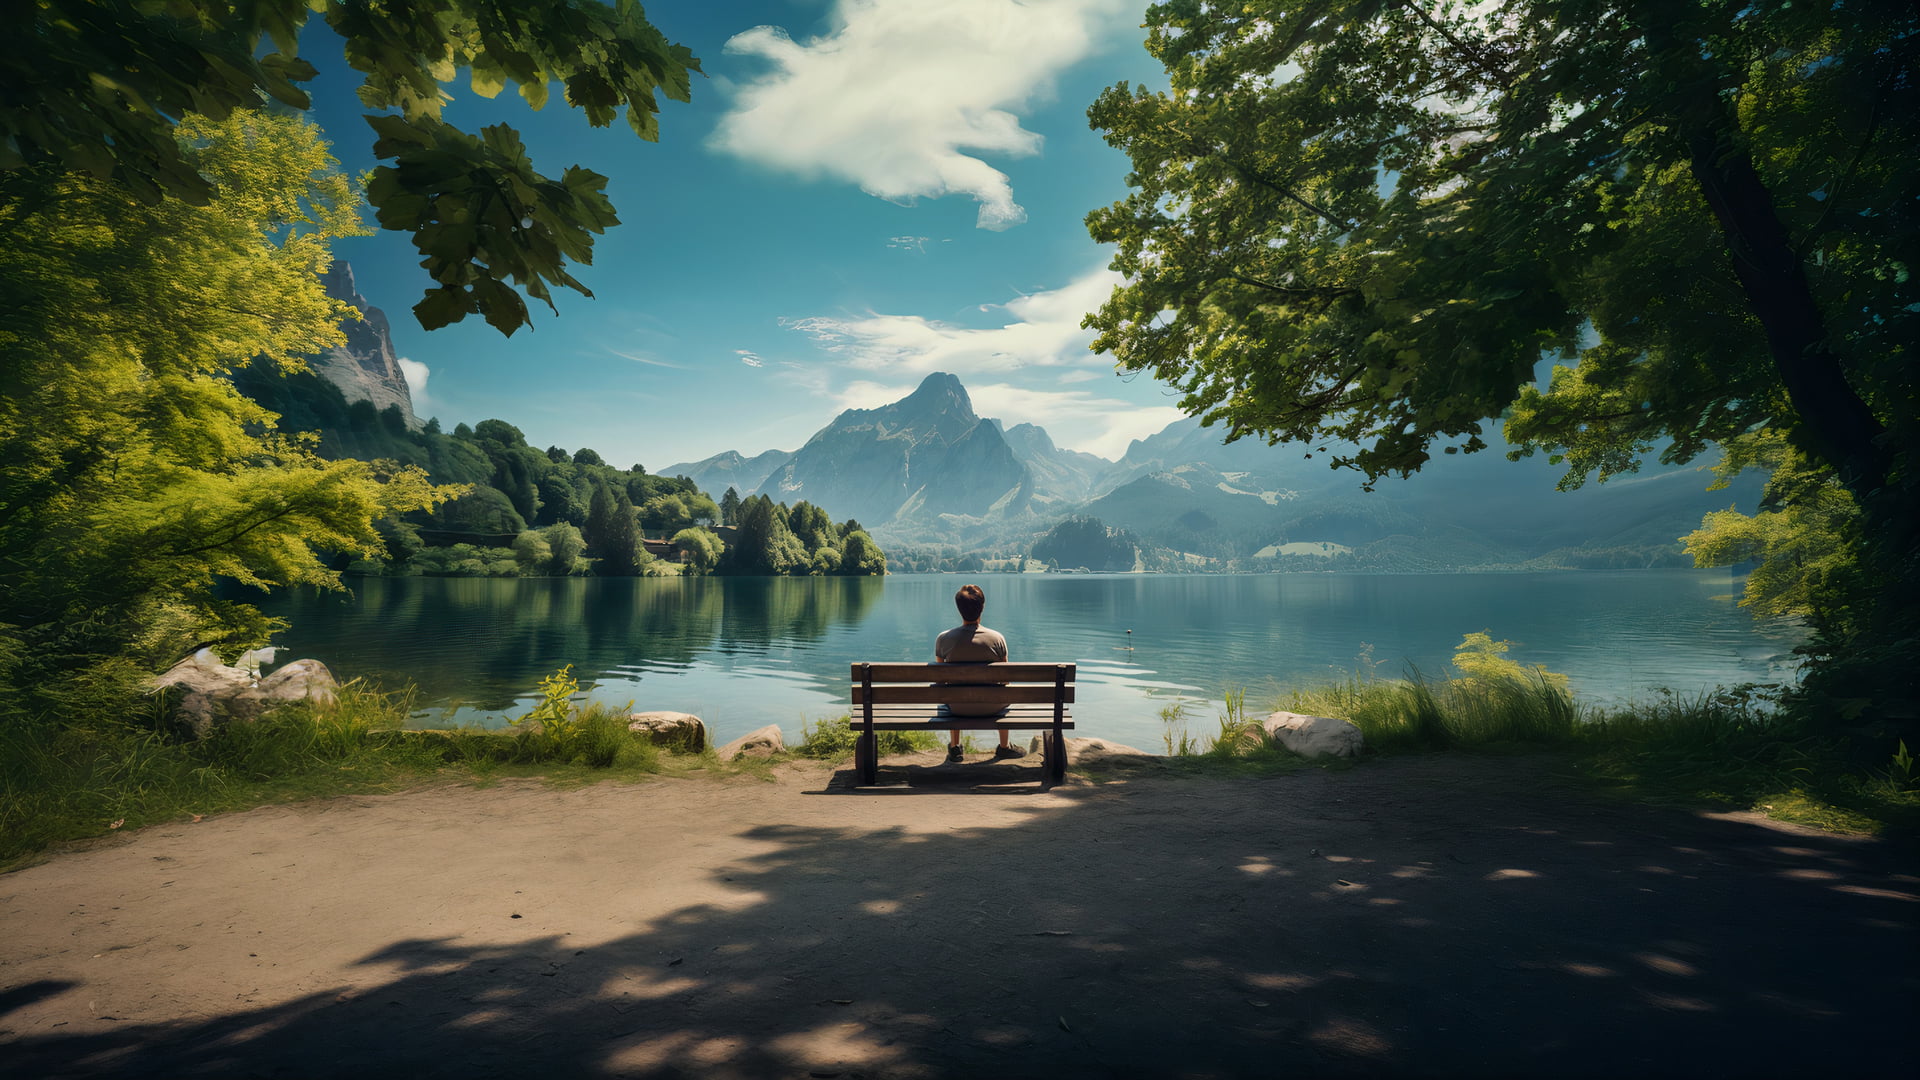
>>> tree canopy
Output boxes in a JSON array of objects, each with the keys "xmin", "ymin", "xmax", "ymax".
[
  {"xmin": 6, "ymin": 0, "xmax": 700, "ymax": 336},
  {"xmin": 1088, "ymin": 0, "xmax": 1915, "ymax": 702},
  {"xmin": 0, "ymin": 111, "xmax": 462, "ymax": 713}
]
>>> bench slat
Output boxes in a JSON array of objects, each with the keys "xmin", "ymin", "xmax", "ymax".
[
  {"xmin": 851, "ymin": 662, "xmax": 1076, "ymax": 684},
  {"xmin": 858, "ymin": 713, "xmax": 1075, "ymax": 731},
  {"xmin": 853, "ymin": 685, "xmax": 1075, "ymax": 706}
]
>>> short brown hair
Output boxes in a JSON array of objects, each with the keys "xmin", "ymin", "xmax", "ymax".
[{"xmin": 954, "ymin": 583, "xmax": 985, "ymax": 622}]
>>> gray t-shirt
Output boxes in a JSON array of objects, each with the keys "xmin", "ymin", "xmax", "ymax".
[{"xmin": 934, "ymin": 623, "xmax": 1008, "ymax": 716}]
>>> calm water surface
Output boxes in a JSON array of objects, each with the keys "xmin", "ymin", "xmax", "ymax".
[{"xmin": 259, "ymin": 571, "xmax": 1802, "ymax": 750}]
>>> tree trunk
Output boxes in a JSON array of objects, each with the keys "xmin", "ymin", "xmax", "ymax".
[{"xmin": 1681, "ymin": 125, "xmax": 1892, "ymax": 500}]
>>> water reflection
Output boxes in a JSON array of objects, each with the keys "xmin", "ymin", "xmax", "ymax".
[{"xmin": 260, "ymin": 571, "xmax": 1802, "ymax": 749}]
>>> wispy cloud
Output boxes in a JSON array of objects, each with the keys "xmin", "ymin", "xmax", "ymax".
[
  {"xmin": 787, "ymin": 266, "xmax": 1122, "ymax": 374},
  {"xmin": 736, "ymin": 349, "xmax": 766, "ymax": 368},
  {"xmin": 608, "ymin": 348, "xmax": 684, "ymax": 369},
  {"xmin": 710, "ymin": 0, "xmax": 1130, "ymax": 230},
  {"xmin": 887, "ymin": 235, "xmax": 930, "ymax": 253}
]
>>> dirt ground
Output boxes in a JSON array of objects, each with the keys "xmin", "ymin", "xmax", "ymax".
[{"xmin": 1, "ymin": 748, "xmax": 1914, "ymax": 1078}]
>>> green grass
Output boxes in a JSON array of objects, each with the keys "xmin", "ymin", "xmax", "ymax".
[
  {"xmin": 0, "ymin": 678, "xmax": 766, "ymax": 872},
  {"xmin": 792, "ymin": 713, "xmax": 943, "ymax": 759},
  {"xmin": 12, "ymin": 660, "xmax": 1914, "ymax": 872},
  {"xmin": 1257, "ymin": 670, "xmax": 1920, "ymax": 837}
]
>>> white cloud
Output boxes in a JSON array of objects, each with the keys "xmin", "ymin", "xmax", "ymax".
[
  {"xmin": 736, "ymin": 349, "xmax": 766, "ymax": 367},
  {"xmin": 711, "ymin": 0, "xmax": 1129, "ymax": 229},
  {"xmin": 833, "ymin": 379, "xmax": 919, "ymax": 412},
  {"xmin": 788, "ymin": 266, "xmax": 1122, "ymax": 374},
  {"xmin": 397, "ymin": 357, "xmax": 432, "ymax": 411},
  {"xmin": 783, "ymin": 263, "xmax": 1186, "ymax": 458},
  {"xmin": 966, "ymin": 383, "xmax": 1185, "ymax": 460}
]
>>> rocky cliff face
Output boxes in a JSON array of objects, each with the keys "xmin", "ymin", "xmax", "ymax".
[
  {"xmin": 1002, "ymin": 422, "xmax": 1107, "ymax": 507},
  {"xmin": 755, "ymin": 372, "xmax": 1030, "ymax": 525},
  {"xmin": 309, "ymin": 261, "xmax": 417, "ymax": 428}
]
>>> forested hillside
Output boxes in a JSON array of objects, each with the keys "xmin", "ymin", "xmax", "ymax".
[{"xmin": 234, "ymin": 356, "xmax": 883, "ymax": 579}]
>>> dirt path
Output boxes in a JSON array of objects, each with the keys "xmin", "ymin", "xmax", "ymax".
[{"xmin": 1, "ymin": 752, "xmax": 1914, "ymax": 1078}]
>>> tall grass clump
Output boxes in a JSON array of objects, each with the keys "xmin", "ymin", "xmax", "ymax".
[{"xmin": 1278, "ymin": 633, "xmax": 1583, "ymax": 753}]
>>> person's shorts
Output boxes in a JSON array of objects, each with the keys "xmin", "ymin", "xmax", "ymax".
[{"xmin": 936, "ymin": 702, "xmax": 1009, "ymax": 719}]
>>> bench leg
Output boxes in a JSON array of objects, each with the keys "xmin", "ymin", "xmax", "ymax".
[
  {"xmin": 1047, "ymin": 728, "xmax": 1066, "ymax": 783},
  {"xmin": 855, "ymin": 727, "xmax": 878, "ymax": 786}
]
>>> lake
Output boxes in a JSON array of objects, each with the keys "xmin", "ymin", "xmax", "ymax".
[{"xmin": 257, "ymin": 570, "xmax": 1802, "ymax": 751}]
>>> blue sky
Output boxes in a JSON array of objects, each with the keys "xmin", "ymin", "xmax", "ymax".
[{"xmin": 302, "ymin": 0, "xmax": 1188, "ymax": 469}]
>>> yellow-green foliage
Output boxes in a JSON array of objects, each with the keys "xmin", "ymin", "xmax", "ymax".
[
  {"xmin": 0, "ymin": 111, "xmax": 463, "ymax": 714},
  {"xmin": 1683, "ymin": 432, "xmax": 1863, "ymax": 631},
  {"xmin": 1451, "ymin": 631, "xmax": 1570, "ymax": 694}
]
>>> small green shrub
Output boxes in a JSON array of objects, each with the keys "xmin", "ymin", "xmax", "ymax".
[
  {"xmin": 1158, "ymin": 698, "xmax": 1201, "ymax": 756},
  {"xmin": 795, "ymin": 714, "xmax": 941, "ymax": 759}
]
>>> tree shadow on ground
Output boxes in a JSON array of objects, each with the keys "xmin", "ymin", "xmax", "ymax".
[{"xmin": 5, "ymin": 761, "xmax": 1914, "ymax": 1078}]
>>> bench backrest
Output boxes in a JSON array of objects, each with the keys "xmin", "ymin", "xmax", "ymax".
[{"xmin": 851, "ymin": 662, "xmax": 1076, "ymax": 706}]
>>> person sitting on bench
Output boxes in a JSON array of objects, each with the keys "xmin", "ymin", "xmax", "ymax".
[{"xmin": 934, "ymin": 583, "xmax": 1024, "ymax": 764}]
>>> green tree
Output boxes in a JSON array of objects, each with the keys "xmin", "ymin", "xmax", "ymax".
[
  {"xmin": 534, "ymin": 471, "xmax": 586, "ymax": 527},
  {"xmin": 0, "ymin": 111, "xmax": 461, "ymax": 712},
  {"xmin": 512, "ymin": 528, "xmax": 553, "ymax": 575},
  {"xmin": 672, "ymin": 526, "xmax": 724, "ymax": 576},
  {"xmin": 641, "ymin": 493, "xmax": 692, "ymax": 536},
  {"xmin": 1089, "ymin": 0, "xmax": 1916, "ymax": 701},
  {"xmin": 470, "ymin": 419, "xmax": 545, "ymax": 525},
  {"xmin": 720, "ymin": 486, "xmax": 742, "ymax": 526},
  {"xmin": 582, "ymin": 476, "xmax": 643, "ymax": 576},
  {"xmin": 7, "ymin": 1, "xmax": 699, "ymax": 336},
  {"xmin": 838, "ymin": 530, "xmax": 888, "ymax": 576},
  {"xmin": 1031, "ymin": 516, "xmax": 1137, "ymax": 572},
  {"xmin": 685, "ymin": 492, "xmax": 720, "ymax": 528},
  {"xmin": 538, "ymin": 522, "xmax": 589, "ymax": 576}
]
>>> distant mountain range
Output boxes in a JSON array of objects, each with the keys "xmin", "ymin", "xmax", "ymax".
[{"xmin": 663, "ymin": 371, "xmax": 1760, "ymax": 569}]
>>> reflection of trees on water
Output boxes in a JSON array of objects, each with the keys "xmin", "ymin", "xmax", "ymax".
[{"xmin": 266, "ymin": 576, "xmax": 886, "ymax": 710}]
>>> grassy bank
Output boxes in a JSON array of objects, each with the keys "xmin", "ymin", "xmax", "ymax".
[
  {"xmin": 1209, "ymin": 670, "xmax": 1920, "ymax": 836},
  {"xmin": 0, "ymin": 675, "xmax": 950, "ymax": 872},
  {"xmin": 10, "ymin": 663, "xmax": 1915, "ymax": 873},
  {"xmin": 2, "ymin": 680, "xmax": 719, "ymax": 873}
]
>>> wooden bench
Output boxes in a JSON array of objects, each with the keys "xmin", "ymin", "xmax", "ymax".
[{"xmin": 850, "ymin": 662, "xmax": 1076, "ymax": 786}]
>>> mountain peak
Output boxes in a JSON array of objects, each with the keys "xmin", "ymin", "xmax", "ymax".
[{"xmin": 896, "ymin": 371, "xmax": 973, "ymax": 418}]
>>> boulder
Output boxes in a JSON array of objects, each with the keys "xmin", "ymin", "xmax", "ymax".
[
  {"xmin": 627, "ymin": 711, "xmax": 708, "ymax": 753},
  {"xmin": 232, "ymin": 659, "xmax": 338, "ymax": 718},
  {"xmin": 151, "ymin": 650, "xmax": 338, "ymax": 736},
  {"xmin": 1260, "ymin": 711, "xmax": 1365, "ymax": 758},
  {"xmin": 716, "ymin": 724, "xmax": 785, "ymax": 761},
  {"xmin": 1024, "ymin": 735, "xmax": 1155, "ymax": 768}
]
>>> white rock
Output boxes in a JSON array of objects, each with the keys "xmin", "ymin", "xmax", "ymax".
[
  {"xmin": 1024, "ymin": 735, "xmax": 1154, "ymax": 767},
  {"xmin": 151, "ymin": 652, "xmax": 336, "ymax": 735},
  {"xmin": 236, "ymin": 659, "xmax": 338, "ymax": 712},
  {"xmin": 1260, "ymin": 711, "xmax": 1365, "ymax": 758},
  {"xmin": 716, "ymin": 724, "xmax": 785, "ymax": 761},
  {"xmin": 628, "ymin": 712, "xmax": 707, "ymax": 752}
]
